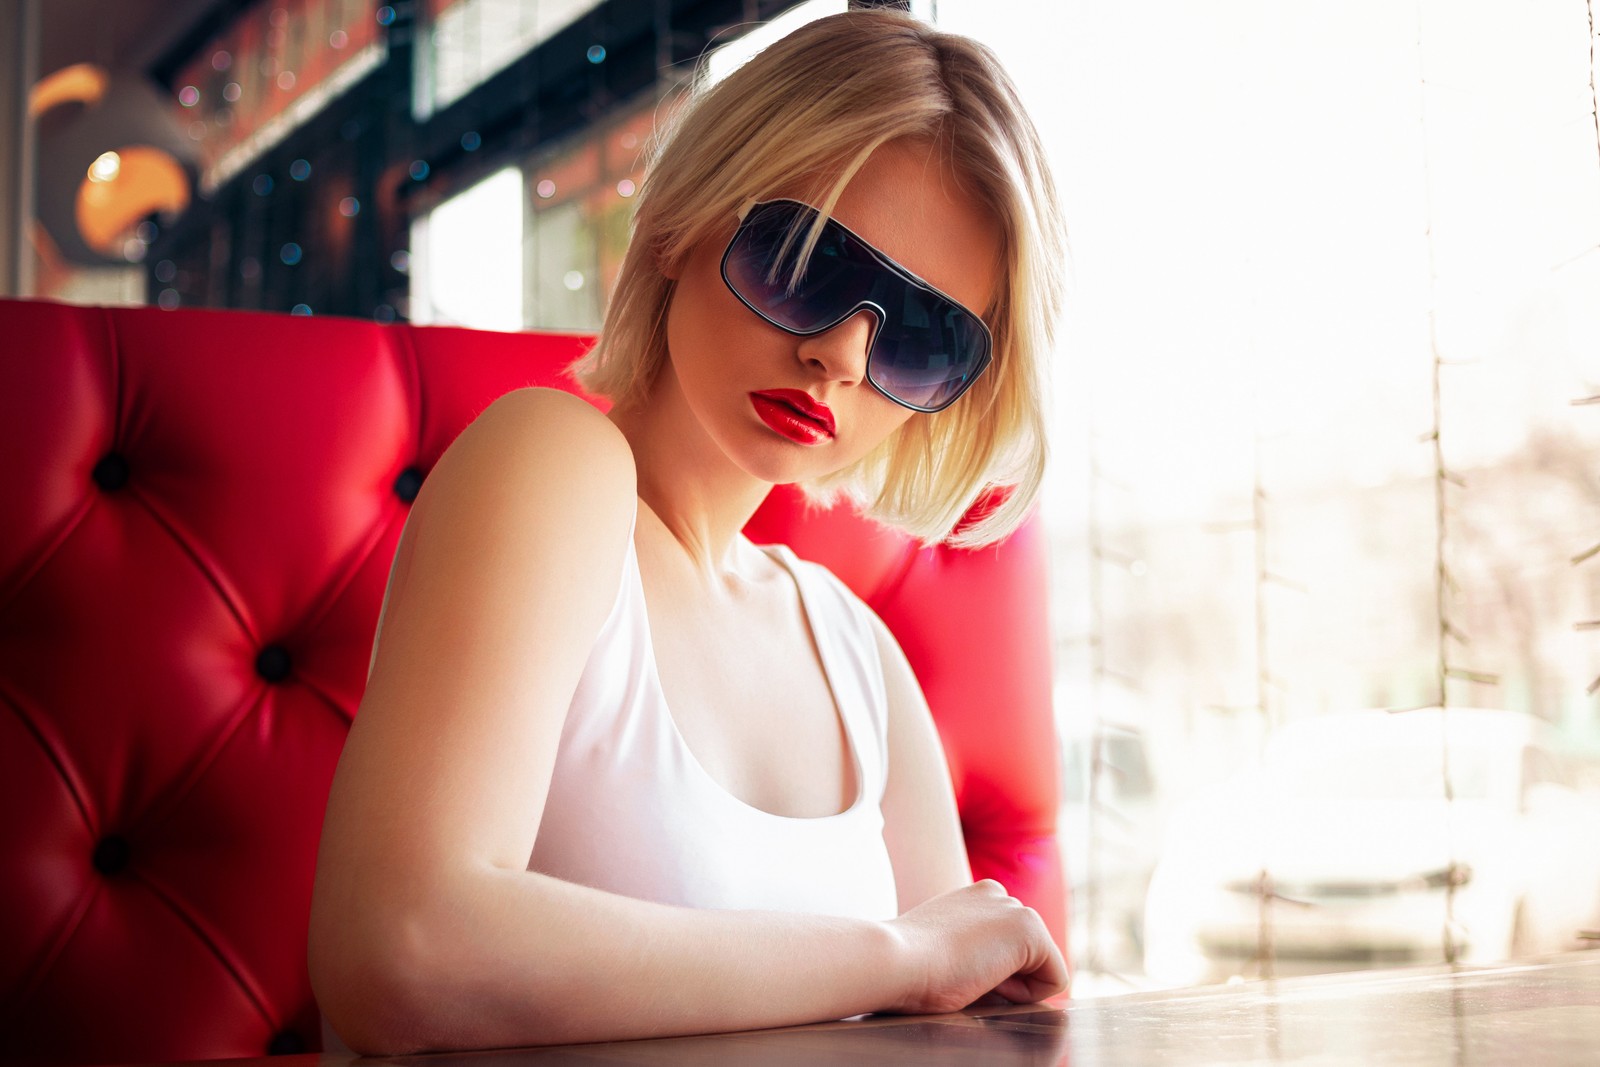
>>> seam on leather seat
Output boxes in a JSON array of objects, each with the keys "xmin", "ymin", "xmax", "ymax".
[
  {"xmin": 131, "ymin": 686, "xmax": 270, "ymax": 834},
  {"xmin": 396, "ymin": 324, "xmax": 424, "ymax": 456},
  {"xmin": 0, "ymin": 492, "xmax": 94, "ymax": 614},
  {"xmin": 126, "ymin": 487, "xmax": 259, "ymax": 647},
  {"xmin": 0, "ymin": 681, "xmax": 96, "ymax": 835},
  {"xmin": 0, "ymin": 307, "xmax": 119, "ymax": 612},
  {"xmin": 294, "ymin": 671, "xmax": 356, "ymax": 726},
  {"xmin": 101, "ymin": 306, "xmax": 122, "ymax": 444},
  {"xmin": 0, "ymin": 878, "xmax": 103, "ymax": 1031},
  {"xmin": 294, "ymin": 502, "xmax": 407, "ymax": 642},
  {"xmin": 133, "ymin": 866, "xmax": 281, "ymax": 1031}
]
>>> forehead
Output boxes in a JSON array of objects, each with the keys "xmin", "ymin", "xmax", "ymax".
[{"xmin": 804, "ymin": 141, "xmax": 1002, "ymax": 316}]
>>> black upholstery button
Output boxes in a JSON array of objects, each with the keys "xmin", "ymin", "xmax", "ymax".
[
  {"xmin": 92, "ymin": 452, "xmax": 130, "ymax": 492},
  {"xmin": 268, "ymin": 1030, "xmax": 306, "ymax": 1056},
  {"xmin": 393, "ymin": 466, "xmax": 425, "ymax": 503},
  {"xmin": 256, "ymin": 645, "xmax": 292, "ymax": 683},
  {"xmin": 93, "ymin": 835, "xmax": 130, "ymax": 876}
]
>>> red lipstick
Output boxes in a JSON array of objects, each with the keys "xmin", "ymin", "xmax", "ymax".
[{"xmin": 750, "ymin": 389, "xmax": 835, "ymax": 444}]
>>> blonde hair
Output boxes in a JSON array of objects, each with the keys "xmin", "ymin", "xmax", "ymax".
[{"xmin": 569, "ymin": 8, "xmax": 1065, "ymax": 548}]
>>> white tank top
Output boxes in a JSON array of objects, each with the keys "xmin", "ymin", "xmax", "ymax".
[
  {"xmin": 528, "ymin": 501, "xmax": 900, "ymax": 920},
  {"xmin": 320, "ymin": 505, "xmax": 898, "ymax": 1054}
]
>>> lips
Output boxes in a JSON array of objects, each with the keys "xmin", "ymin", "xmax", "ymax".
[
  {"xmin": 750, "ymin": 390, "xmax": 835, "ymax": 446},
  {"xmin": 751, "ymin": 389, "xmax": 835, "ymax": 435}
]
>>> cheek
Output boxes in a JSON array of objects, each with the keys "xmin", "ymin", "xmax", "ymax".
[{"xmin": 844, "ymin": 403, "xmax": 916, "ymax": 463}]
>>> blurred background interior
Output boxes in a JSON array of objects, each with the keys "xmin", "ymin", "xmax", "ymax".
[{"xmin": 5, "ymin": 0, "xmax": 1600, "ymax": 998}]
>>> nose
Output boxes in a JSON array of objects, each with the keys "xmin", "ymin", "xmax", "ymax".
[{"xmin": 795, "ymin": 307, "xmax": 878, "ymax": 386}]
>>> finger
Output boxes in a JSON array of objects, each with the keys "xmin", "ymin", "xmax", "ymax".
[
  {"xmin": 1006, "ymin": 944, "xmax": 1070, "ymax": 1002},
  {"xmin": 1034, "ymin": 944, "xmax": 1069, "ymax": 989},
  {"xmin": 995, "ymin": 970, "xmax": 1063, "ymax": 1004}
]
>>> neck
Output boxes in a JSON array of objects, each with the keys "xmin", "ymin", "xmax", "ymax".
[{"xmin": 605, "ymin": 364, "xmax": 774, "ymax": 581}]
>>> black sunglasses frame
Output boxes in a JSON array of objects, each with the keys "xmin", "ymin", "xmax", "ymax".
[{"xmin": 719, "ymin": 198, "xmax": 993, "ymax": 414}]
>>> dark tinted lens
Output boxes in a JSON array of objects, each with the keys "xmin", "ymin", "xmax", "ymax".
[
  {"xmin": 725, "ymin": 204, "xmax": 874, "ymax": 332},
  {"xmin": 868, "ymin": 292, "xmax": 989, "ymax": 410}
]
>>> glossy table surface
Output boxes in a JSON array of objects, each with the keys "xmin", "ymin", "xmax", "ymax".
[{"xmin": 125, "ymin": 952, "xmax": 1600, "ymax": 1066}]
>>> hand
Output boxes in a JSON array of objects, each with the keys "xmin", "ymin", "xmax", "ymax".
[{"xmin": 882, "ymin": 879, "xmax": 1068, "ymax": 1015}]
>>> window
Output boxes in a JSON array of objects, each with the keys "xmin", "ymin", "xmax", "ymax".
[
  {"xmin": 409, "ymin": 166, "xmax": 525, "ymax": 331},
  {"xmin": 419, "ymin": 0, "xmax": 605, "ymax": 117}
]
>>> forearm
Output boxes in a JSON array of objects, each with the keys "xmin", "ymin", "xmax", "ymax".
[{"xmin": 342, "ymin": 866, "xmax": 911, "ymax": 1053}]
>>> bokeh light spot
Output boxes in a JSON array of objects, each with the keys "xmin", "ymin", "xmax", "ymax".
[
  {"xmin": 253, "ymin": 173, "xmax": 274, "ymax": 196},
  {"xmin": 409, "ymin": 159, "xmax": 430, "ymax": 181},
  {"xmin": 87, "ymin": 151, "xmax": 120, "ymax": 183},
  {"xmin": 339, "ymin": 196, "xmax": 360, "ymax": 217},
  {"xmin": 587, "ymin": 45, "xmax": 607, "ymax": 63},
  {"xmin": 536, "ymin": 179, "xmax": 555, "ymax": 198},
  {"xmin": 291, "ymin": 303, "xmax": 312, "ymax": 316},
  {"xmin": 289, "ymin": 158, "xmax": 312, "ymax": 181},
  {"xmin": 461, "ymin": 130, "xmax": 481, "ymax": 151},
  {"xmin": 280, "ymin": 242, "xmax": 303, "ymax": 266},
  {"xmin": 178, "ymin": 85, "xmax": 199, "ymax": 107},
  {"xmin": 617, "ymin": 178, "xmax": 636, "ymax": 197},
  {"xmin": 158, "ymin": 288, "xmax": 179, "ymax": 310}
]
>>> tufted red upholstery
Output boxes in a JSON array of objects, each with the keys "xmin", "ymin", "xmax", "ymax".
[{"xmin": 0, "ymin": 297, "xmax": 1063, "ymax": 1065}]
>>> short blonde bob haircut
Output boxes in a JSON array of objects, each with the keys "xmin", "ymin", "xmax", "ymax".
[{"xmin": 569, "ymin": 8, "xmax": 1066, "ymax": 549}]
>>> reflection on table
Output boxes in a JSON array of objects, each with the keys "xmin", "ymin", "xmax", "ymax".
[{"xmin": 173, "ymin": 951, "xmax": 1600, "ymax": 1067}]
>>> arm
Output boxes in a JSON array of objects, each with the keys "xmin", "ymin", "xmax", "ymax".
[
  {"xmin": 870, "ymin": 603, "xmax": 1068, "ymax": 1012},
  {"xmin": 872, "ymin": 610, "xmax": 974, "ymax": 912}
]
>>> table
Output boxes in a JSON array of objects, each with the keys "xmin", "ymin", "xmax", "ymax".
[{"xmin": 131, "ymin": 952, "xmax": 1600, "ymax": 1066}]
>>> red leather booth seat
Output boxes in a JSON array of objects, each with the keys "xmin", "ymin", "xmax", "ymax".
[{"xmin": 0, "ymin": 297, "xmax": 1063, "ymax": 1065}]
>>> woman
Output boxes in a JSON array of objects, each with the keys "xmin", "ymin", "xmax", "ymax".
[{"xmin": 309, "ymin": 8, "xmax": 1067, "ymax": 1054}]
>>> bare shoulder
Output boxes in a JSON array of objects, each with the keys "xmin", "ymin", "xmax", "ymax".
[
  {"xmin": 380, "ymin": 384, "xmax": 639, "ymax": 657},
  {"xmin": 409, "ymin": 387, "xmax": 637, "ymax": 553},
  {"xmin": 462, "ymin": 386, "xmax": 634, "ymax": 483}
]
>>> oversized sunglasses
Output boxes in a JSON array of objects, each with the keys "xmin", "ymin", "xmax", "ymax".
[{"xmin": 719, "ymin": 199, "xmax": 993, "ymax": 413}]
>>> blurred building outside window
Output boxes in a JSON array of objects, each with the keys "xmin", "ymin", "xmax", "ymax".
[
  {"xmin": 172, "ymin": 0, "xmax": 384, "ymax": 193},
  {"xmin": 935, "ymin": 0, "xmax": 1600, "ymax": 996},
  {"xmin": 419, "ymin": 0, "xmax": 604, "ymax": 118},
  {"xmin": 409, "ymin": 94, "xmax": 653, "ymax": 331}
]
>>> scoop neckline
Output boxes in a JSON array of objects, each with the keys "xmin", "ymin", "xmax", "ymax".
[{"xmin": 630, "ymin": 534, "xmax": 869, "ymax": 823}]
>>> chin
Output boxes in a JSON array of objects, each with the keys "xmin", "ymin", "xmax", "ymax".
[{"xmin": 732, "ymin": 430, "xmax": 846, "ymax": 487}]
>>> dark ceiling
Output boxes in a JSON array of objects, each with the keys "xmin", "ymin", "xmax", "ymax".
[{"xmin": 39, "ymin": 0, "xmax": 221, "ymax": 83}]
